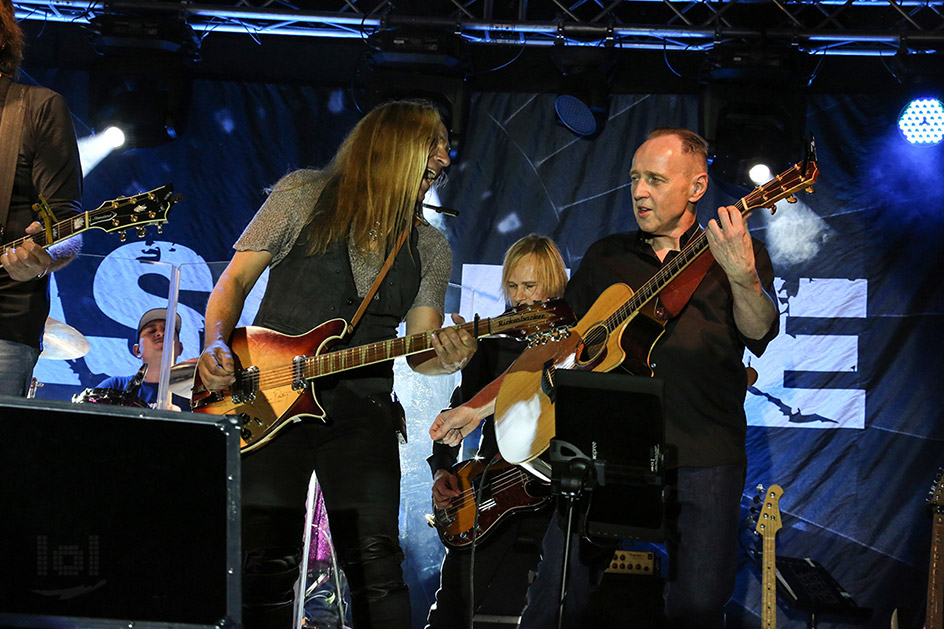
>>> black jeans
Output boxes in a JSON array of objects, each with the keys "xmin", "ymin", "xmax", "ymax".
[
  {"xmin": 241, "ymin": 383, "xmax": 410, "ymax": 629},
  {"xmin": 426, "ymin": 508, "xmax": 551, "ymax": 629},
  {"xmin": 518, "ymin": 465, "xmax": 745, "ymax": 629}
]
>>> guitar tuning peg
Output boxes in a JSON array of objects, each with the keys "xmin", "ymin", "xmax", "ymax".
[
  {"xmin": 768, "ymin": 206, "xmax": 777, "ymax": 216},
  {"xmin": 156, "ymin": 224, "xmax": 163, "ymax": 234},
  {"xmin": 806, "ymin": 187, "xmax": 815, "ymax": 194},
  {"xmin": 136, "ymin": 227, "xmax": 147, "ymax": 238},
  {"xmin": 119, "ymin": 231, "xmax": 127, "ymax": 242},
  {"xmin": 786, "ymin": 195, "xmax": 798, "ymax": 204}
]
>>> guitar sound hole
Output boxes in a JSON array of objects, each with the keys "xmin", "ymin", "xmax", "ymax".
[{"xmin": 578, "ymin": 324, "xmax": 608, "ymax": 364}]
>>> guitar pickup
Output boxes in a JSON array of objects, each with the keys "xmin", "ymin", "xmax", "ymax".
[
  {"xmin": 231, "ymin": 366, "xmax": 259, "ymax": 404},
  {"xmin": 292, "ymin": 355, "xmax": 309, "ymax": 391}
]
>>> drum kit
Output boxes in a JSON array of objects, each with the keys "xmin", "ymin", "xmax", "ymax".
[{"xmin": 34, "ymin": 316, "xmax": 197, "ymax": 407}]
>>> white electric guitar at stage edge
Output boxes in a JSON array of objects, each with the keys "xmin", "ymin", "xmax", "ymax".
[
  {"xmin": 925, "ymin": 468, "xmax": 944, "ymax": 629},
  {"xmin": 0, "ymin": 185, "xmax": 180, "ymax": 271},
  {"xmin": 756, "ymin": 485, "xmax": 784, "ymax": 629}
]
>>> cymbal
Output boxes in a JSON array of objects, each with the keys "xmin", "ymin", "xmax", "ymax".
[
  {"xmin": 39, "ymin": 317, "xmax": 90, "ymax": 360},
  {"xmin": 168, "ymin": 357, "xmax": 198, "ymax": 399}
]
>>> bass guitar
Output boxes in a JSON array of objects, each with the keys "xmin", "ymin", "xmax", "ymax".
[
  {"xmin": 756, "ymin": 484, "xmax": 784, "ymax": 628},
  {"xmin": 428, "ymin": 455, "xmax": 551, "ymax": 549},
  {"xmin": 494, "ymin": 148, "xmax": 820, "ymax": 464},
  {"xmin": 190, "ymin": 299, "xmax": 575, "ymax": 453},
  {"xmin": 0, "ymin": 185, "xmax": 180, "ymax": 273}
]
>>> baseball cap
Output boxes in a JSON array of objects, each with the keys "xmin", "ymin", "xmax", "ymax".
[{"xmin": 137, "ymin": 308, "xmax": 182, "ymax": 338}]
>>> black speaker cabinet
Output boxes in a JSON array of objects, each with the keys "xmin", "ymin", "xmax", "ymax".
[{"xmin": 0, "ymin": 396, "xmax": 241, "ymax": 628}]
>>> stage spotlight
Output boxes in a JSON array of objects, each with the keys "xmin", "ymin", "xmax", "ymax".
[
  {"xmin": 748, "ymin": 164, "xmax": 772, "ymax": 185},
  {"xmin": 76, "ymin": 126, "xmax": 126, "ymax": 176},
  {"xmin": 360, "ymin": 29, "xmax": 470, "ymax": 160},
  {"xmin": 103, "ymin": 126, "xmax": 126, "ymax": 149},
  {"xmin": 898, "ymin": 97, "xmax": 944, "ymax": 145},
  {"xmin": 551, "ymin": 48, "xmax": 613, "ymax": 140},
  {"xmin": 555, "ymin": 95, "xmax": 598, "ymax": 136},
  {"xmin": 701, "ymin": 47, "xmax": 807, "ymax": 188}
]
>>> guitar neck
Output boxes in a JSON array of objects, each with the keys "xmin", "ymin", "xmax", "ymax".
[
  {"xmin": 761, "ymin": 533, "xmax": 778, "ymax": 628},
  {"xmin": 0, "ymin": 212, "xmax": 85, "ymax": 255},
  {"xmin": 929, "ymin": 510, "xmax": 943, "ymax": 629},
  {"xmin": 302, "ymin": 308, "xmax": 547, "ymax": 379}
]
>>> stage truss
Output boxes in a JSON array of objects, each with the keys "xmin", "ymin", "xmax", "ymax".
[{"xmin": 11, "ymin": 0, "xmax": 944, "ymax": 58}]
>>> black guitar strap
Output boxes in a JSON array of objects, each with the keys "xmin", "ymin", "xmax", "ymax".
[{"xmin": 0, "ymin": 81, "xmax": 28, "ymax": 238}]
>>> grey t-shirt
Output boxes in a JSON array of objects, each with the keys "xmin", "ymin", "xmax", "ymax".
[{"xmin": 234, "ymin": 169, "xmax": 451, "ymax": 317}]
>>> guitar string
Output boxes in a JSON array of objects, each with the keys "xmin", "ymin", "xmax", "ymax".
[
  {"xmin": 578, "ymin": 172, "xmax": 803, "ymax": 352},
  {"xmin": 227, "ymin": 308, "xmax": 563, "ymax": 394},
  {"xmin": 439, "ymin": 467, "xmax": 533, "ymax": 516}
]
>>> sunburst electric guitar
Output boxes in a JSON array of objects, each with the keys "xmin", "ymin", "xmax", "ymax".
[
  {"xmin": 493, "ymin": 147, "xmax": 820, "ymax": 464},
  {"xmin": 428, "ymin": 455, "xmax": 551, "ymax": 549},
  {"xmin": 756, "ymin": 485, "xmax": 784, "ymax": 628},
  {"xmin": 0, "ymin": 185, "xmax": 180, "ymax": 273},
  {"xmin": 190, "ymin": 299, "xmax": 575, "ymax": 453}
]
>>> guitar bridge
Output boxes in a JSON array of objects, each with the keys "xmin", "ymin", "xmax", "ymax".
[
  {"xmin": 292, "ymin": 355, "xmax": 309, "ymax": 391},
  {"xmin": 231, "ymin": 366, "xmax": 259, "ymax": 404}
]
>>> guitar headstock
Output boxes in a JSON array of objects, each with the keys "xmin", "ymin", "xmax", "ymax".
[
  {"xmin": 929, "ymin": 467, "xmax": 944, "ymax": 514},
  {"xmin": 755, "ymin": 484, "xmax": 784, "ymax": 538},
  {"xmin": 85, "ymin": 184, "xmax": 181, "ymax": 241},
  {"xmin": 493, "ymin": 298, "xmax": 576, "ymax": 341},
  {"xmin": 741, "ymin": 138, "xmax": 819, "ymax": 216}
]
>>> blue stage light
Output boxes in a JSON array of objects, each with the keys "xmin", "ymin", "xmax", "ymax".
[{"xmin": 898, "ymin": 98, "xmax": 944, "ymax": 145}]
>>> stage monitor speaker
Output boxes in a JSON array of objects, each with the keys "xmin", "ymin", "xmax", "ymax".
[
  {"xmin": 551, "ymin": 370, "xmax": 666, "ymax": 542},
  {"xmin": 0, "ymin": 395, "xmax": 241, "ymax": 628}
]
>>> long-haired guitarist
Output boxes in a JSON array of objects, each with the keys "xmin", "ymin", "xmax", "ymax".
[
  {"xmin": 426, "ymin": 234, "xmax": 567, "ymax": 628},
  {"xmin": 0, "ymin": 0, "xmax": 83, "ymax": 396},
  {"xmin": 432, "ymin": 128, "xmax": 780, "ymax": 627},
  {"xmin": 196, "ymin": 100, "xmax": 477, "ymax": 628}
]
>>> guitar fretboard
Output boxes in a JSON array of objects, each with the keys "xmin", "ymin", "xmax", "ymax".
[
  {"xmin": 302, "ymin": 307, "xmax": 558, "ymax": 378},
  {"xmin": 0, "ymin": 212, "xmax": 85, "ymax": 256},
  {"xmin": 601, "ymin": 163, "xmax": 814, "ymax": 334}
]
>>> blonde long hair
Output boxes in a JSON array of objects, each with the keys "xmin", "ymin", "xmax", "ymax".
[{"xmin": 299, "ymin": 100, "xmax": 445, "ymax": 255}]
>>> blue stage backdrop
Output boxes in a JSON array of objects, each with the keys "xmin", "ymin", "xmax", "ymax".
[{"xmin": 21, "ymin": 64, "xmax": 944, "ymax": 628}]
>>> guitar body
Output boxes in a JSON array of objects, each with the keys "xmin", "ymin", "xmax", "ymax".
[
  {"xmin": 495, "ymin": 283, "xmax": 667, "ymax": 464},
  {"xmin": 191, "ymin": 320, "xmax": 349, "ymax": 452},
  {"xmin": 432, "ymin": 457, "xmax": 551, "ymax": 549}
]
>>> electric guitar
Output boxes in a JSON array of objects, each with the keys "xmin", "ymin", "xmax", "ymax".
[
  {"xmin": 926, "ymin": 467, "xmax": 944, "ymax": 629},
  {"xmin": 190, "ymin": 299, "xmax": 575, "ymax": 453},
  {"xmin": 756, "ymin": 485, "xmax": 784, "ymax": 629},
  {"xmin": 0, "ymin": 185, "xmax": 180, "ymax": 270},
  {"xmin": 493, "ymin": 148, "xmax": 820, "ymax": 464},
  {"xmin": 428, "ymin": 455, "xmax": 551, "ymax": 549}
]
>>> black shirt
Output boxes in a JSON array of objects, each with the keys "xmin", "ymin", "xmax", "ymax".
[
  {"xmin": 0, "ymin": 76, "xmax": 82, "ymax": 348},
  {"xmin": 563, "ymin": 223, "xmax": 779, "ymax": 468}
]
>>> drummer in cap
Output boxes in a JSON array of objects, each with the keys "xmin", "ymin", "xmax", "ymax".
[{"xmin": 95, "ymin": 308, "xmax": 186, "ymax": 408}]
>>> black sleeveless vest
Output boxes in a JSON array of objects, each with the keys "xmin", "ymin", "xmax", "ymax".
[{"xmin": 254, "ymin": 227, "xmax": 422, "ymax": 396}]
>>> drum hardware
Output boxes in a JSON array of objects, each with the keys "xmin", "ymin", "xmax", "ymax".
[{"xmin": 38, "ymin": 317, "xmax": 90, "ymax": 361}]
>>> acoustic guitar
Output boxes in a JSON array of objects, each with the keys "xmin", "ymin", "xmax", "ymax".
[
  {"xmin": 191, "ymin": 299, "xmax": 575, "ymax": 453},
  {"xmin": 756, "ymin": 484, "xmax": 784, "ymax": 628},
  {"xmin": 493, "ymin": 149, "xmax": 819, "ymax": 464}
]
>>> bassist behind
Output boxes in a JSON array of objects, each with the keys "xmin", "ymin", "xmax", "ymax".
[
  {"xmin": 434, "ymin": 128, "xmax": 781, "ymax": 628},
  {"xmin": 196, "ymin": 101, "xmax": 477, "ymax": 629},
  {"xmin": 426, "ymin": 235, "xmax": 567, "ymax": 628},
  {"xmin": 0, "ymin": 0, "xmax": 82, "ymax": 397}
]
